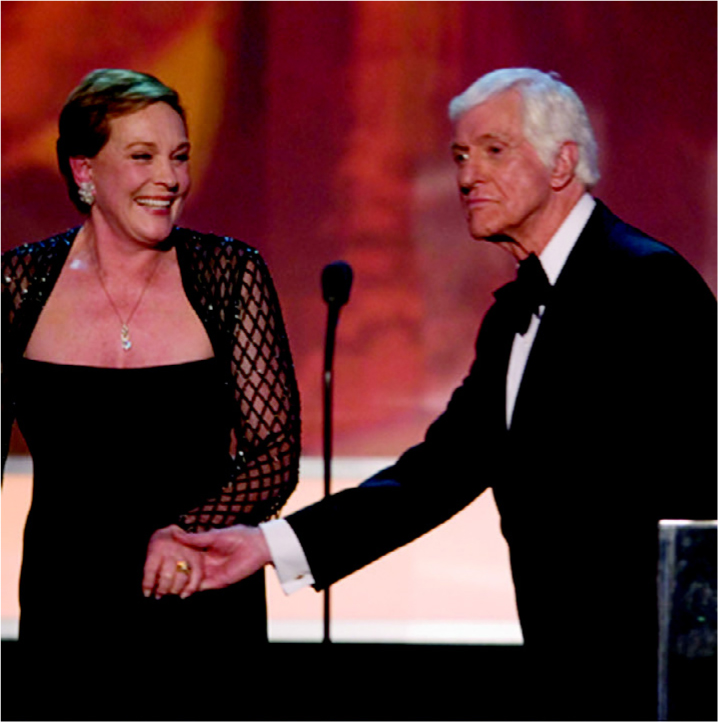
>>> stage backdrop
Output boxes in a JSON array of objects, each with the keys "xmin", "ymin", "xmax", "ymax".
[
  {"xmin": 2, "ymin": 0, "xmax": 716, "ymax": 645},
  {"xmin": 3, "ymin": 1, "xmax": 715, "ymax": 457}
]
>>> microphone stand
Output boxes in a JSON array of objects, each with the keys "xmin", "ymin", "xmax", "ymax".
[
  {"xmin": 322, "ymin": 304, "xmax": 339, "ymax": 644},
  {"xmin": 320, "ymin": 261, "xmax": 352, "ymax": 645}
]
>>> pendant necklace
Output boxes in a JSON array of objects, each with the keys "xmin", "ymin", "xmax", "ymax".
[{"xmin": 94, "ymin": 246, "xmax": 163, "ymax": 352}]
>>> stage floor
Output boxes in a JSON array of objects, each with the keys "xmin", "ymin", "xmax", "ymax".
[{"xmin": 2, "ymin": 455, "xmax": 521, "ymax": 645}]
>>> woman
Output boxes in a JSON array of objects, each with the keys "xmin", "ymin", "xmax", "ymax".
[{"xmin": 2, "ymin": 69, "xmax": 300, "ymax": 711}]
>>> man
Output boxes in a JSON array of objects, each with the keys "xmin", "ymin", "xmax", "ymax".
[{"xmin": 147, "ymin": 69, "xmax": 716, "ymax": 719}]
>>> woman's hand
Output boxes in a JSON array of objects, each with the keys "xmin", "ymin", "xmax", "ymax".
[
  {"xmin": 171, "ymin": 525, "xmax": 272, "ymax": 592},
  {"xmin": 142, "ymin": 524, "xmax": 204, "ymax": 600}
]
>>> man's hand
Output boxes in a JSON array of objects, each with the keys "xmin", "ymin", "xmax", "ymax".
[{"xmin": 169, "ymin": 525, "xmax": 273, "ymax": 594}]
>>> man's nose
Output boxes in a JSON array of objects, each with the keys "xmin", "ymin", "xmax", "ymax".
[{"xmin": 458, "ymin": 157, "xmax": 486, "ymax": 194}]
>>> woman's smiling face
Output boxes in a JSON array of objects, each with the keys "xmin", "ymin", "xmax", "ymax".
[{"xmin": 81, "ymin": 101, "xmax": 191, "ymax": 247}]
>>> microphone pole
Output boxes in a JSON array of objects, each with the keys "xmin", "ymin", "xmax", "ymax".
[{"xmin": 321, "ymin": 261, "xmax": 353, "ymax": 645}]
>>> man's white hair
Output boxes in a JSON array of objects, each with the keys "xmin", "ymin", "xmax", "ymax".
[{"xmin": 449, "ymin": 68, "xmax": 600, "ymax": 189}]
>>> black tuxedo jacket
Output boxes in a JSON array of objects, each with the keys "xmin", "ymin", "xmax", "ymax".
[{"xmin": 287, "ymin": 200, "xmax": 716, "ymax": 717}]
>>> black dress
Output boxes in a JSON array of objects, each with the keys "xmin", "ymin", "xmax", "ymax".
[{"xmin": 12, "ymin": 358, "xmax": 267, "ymax": 719}]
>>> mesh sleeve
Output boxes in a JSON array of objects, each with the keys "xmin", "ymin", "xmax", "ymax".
[
  {"xmin": 181, "ymin": 250, "xmax": 301, "ymax": 530},
  {"xmin": 2, "ymin": 237, "xmax": 71, "ymax": 476}
]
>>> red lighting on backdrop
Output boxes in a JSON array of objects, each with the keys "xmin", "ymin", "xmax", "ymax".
[{"xmin": 3, "ymin": 1, "xmax": 716, "ymax": 456}]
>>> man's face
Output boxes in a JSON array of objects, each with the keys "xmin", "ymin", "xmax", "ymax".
[{"xmin": 451, "ymin": 90, "xmax": 554, "ymax": 249}]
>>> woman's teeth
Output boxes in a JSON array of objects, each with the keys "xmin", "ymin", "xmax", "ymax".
[{"xmin": 136, "ymin": 198, "xmax": 172, "ymax": 208}]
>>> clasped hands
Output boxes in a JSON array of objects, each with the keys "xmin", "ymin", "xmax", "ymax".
[{"xmin": 142, "ymin": 524, "xmax": 271, "ymax": 599}]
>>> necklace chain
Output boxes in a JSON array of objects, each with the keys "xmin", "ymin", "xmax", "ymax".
[{"xmin": 94, "ymin": 245, "xmax": 163, "ymax": 352}]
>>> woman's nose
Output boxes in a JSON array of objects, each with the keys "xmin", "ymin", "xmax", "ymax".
[{"xmin": 155, "ymin": 158, "xmax": 180, "ymax": 190}]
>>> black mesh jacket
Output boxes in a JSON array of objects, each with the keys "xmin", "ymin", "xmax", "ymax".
[{"xmin": 2, "ymin": 226, "xmax": 301, "ymax": 529}]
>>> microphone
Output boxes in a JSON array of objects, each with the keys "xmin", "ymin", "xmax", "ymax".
[
  {"xmin": 321, "ymin": 260, "xmax": 353, "ymax": 308},
  {"xmin": 320, "ymin": 260, "xmax": 353, "ymax": 644},
  {"xmin": 322, "ymin": 261, "xmax": 353, "ymax": 373}
]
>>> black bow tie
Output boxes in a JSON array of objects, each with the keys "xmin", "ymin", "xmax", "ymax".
[{"xmin": 493, "ymin": 253, "xmax": 552, "ymax": 335}]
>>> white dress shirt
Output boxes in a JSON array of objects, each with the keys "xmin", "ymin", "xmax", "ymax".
[
  {"xmin": 506, "ymin": 193, "xmax": 595, "ymax": 426},
  {"xmin": 262, "ymin": 193, "xmax": 597, "ymax": 594}
]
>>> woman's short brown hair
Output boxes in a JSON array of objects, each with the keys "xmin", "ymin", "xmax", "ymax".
[{"xmin": 57, "ymin": 69, "xmax": 186, "ymax": 213}]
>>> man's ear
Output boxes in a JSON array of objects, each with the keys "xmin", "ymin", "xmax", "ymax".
[
  {"xmin": 68, "ymin": 156, "xmax": 92, "ymax": 187},
  {"xmin": 550, "ymin": 141, "xmax": 579, "ymax": 190}
]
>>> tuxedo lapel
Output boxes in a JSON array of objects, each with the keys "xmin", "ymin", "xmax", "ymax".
[
  {"xmin": 508, "ymin": 202, "xmax": 607, "ymax": 432},
  {"xmin": 473, "ymin": 298, "xmax": 521, "ymax": 431}
]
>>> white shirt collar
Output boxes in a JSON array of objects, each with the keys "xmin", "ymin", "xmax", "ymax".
[{"xmin": 538, "ymin": 193, "xmax": 596, "ymax": 285}]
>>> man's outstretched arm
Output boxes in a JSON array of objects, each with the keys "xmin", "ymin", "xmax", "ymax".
[{"xmin": 147, "ymin": 520, "xmax": 314, "ymax": 596}]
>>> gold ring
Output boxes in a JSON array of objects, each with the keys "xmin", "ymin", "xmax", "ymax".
[{"xmin": 176, "ymin": 560, "xmax": 191, "ymax": 575}]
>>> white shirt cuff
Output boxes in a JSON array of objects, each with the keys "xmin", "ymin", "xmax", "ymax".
[{"xmin": 260, "ymin": 518, "xmax": 315, "ymax": 594}]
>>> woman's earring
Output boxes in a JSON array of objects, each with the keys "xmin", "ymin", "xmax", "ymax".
[{"xmin": 78, "ymin": 181, "xmax": 95, "ymax": 207}]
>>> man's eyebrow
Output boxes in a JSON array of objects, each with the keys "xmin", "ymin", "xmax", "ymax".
[{"xmin": 452, "ymin": 133, "xmax": 510, "ymax": 148}]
